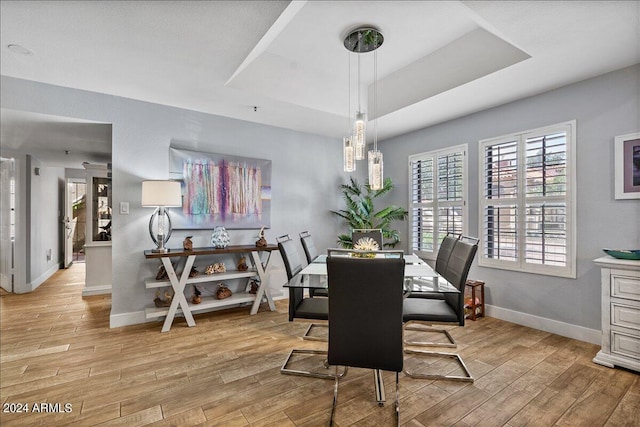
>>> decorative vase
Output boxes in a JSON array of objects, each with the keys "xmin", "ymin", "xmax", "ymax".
[{"xmin": 211, "ymin": 226, "xmax": 230, "ymax": 248}]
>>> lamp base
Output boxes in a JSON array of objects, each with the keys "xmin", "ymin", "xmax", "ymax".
[{"xmin": 151, "ymin": 248, "xmax": 171, "ymax": 253}]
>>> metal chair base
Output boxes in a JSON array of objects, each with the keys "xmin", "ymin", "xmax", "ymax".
[
  {"xmin": 403, "ymin": 321, "xmax": 456, "ymax": 347},
  {"xmin": 302, "ymin": 323, "xmax": 328, "ymax": 342},
  {"xmin": 403, "ymin": 349, "xmax": 474, "ymax": 382},
  {"xmin": 330, "ymin": 368, "xmax": 399, "ymax": 426},
  {"xmin": 280, "ymin": 349, "xmax": 347, "ymax": 379}
]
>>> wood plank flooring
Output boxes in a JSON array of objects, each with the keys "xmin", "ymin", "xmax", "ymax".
[{"xmin": 1, "ymin": 264, "xmax": 638, "ymax": 426}]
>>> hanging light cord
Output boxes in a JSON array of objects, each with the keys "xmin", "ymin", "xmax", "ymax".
[
  {"xmin": 373, "ymin": 48, "xmax": 378, "ymax": 152},
  {"xmin": 357, "ymin": 54, "xmax": 361, "ymax": 113},
  {"xmin": 348, "ymin": 52, "xmax": 351, "ymax": 133}
]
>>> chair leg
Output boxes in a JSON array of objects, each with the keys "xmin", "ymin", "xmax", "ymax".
[
  {"xmin": 302, "ymin": 323, "xmax": 328, "ymax": 342},
  {"xmin": 374, "ymin": 369, "xmax": 385, "ymax": 406},
  {"xmin": 395, "ymin": 371, "xmax": 400, "ymax": 427},
  {"xmin": 403, "ymin": 321, "xmax": 456, "ymax": 347},
  {"xmin": 280, "ymin": 349, "xmax": 347, "ymax": 379},
  {"xmin": 330, "ymin": 365, "xmax": 340, "ymax": 426},
  {"xmin": 403, "ymin": 349, "xmax": 474, "ymax": 382}
]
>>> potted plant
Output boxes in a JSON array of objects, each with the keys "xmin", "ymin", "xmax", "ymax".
[{"xmin": 331, "ymin": 177, "xmax": 408, "ymax": 248}]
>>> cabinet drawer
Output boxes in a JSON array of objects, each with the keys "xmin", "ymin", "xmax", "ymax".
[
  {"xmin": 611, "ymin": 331, "xmax": 640, "ymax": 360},
  {"xmin": 612, "ymin": 273, "xmax": 640, "ymax": 301},
  {"xmin": 612, "ymin": 302, "xmax": 640, "ymax": 331}
]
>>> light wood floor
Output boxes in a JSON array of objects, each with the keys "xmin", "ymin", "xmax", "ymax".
[{"xmin": 1, "ymin": 264, "xmax": 638, "ymax": 427}]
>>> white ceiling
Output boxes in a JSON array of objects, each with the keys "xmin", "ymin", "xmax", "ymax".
[{"xmin": 1, "ymin": 1, "xmax": 639, "ymax": 167}]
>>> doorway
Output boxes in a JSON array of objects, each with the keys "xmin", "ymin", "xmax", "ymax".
[
  {"xmin": 64, "ymin": 179, "xmax": 86, "ymax": 267},
  {"xmin": 0, "ymin": 157, "xmax": 16, "ymax": 292}
]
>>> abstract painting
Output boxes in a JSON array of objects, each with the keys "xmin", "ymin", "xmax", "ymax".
[{"xmin": 169, "ymin": 147, "xmax": 271, "ymax": 229}]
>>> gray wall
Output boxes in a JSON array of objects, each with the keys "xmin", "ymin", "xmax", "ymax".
[
  {"xmin": 380, "ymin": 64, "xmax": 640, "ymax": 332},
  {"xmin": 3, "ymin": 64, "xmax": 638, "ymax": 334},
  {"xmin": 1, "ymin": 76, "xmax": 347, "ymax": 321},
  {"xmin": 27, "ymin": 156, "xmax": 64, "ymax": 288}
]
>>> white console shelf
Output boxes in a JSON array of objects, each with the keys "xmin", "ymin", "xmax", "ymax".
[
  {"xmin": 144, "ymin": 245, "xmax": 279, "ymax": 332},
  {"xmin": 592, "ymin": 256, "xmax": 640, "ymax": 373}
]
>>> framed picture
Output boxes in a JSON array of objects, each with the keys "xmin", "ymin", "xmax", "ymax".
[
  {"xmin": 168, "ymin": 147, "xmax": 271, "ymax": 229},
  {"xmin": 614, "ymin": 132, "xmax": 640, "ymax": 199}
]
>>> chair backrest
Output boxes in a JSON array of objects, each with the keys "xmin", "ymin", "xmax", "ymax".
[
  {"xmin": 442, "ymin": 238, "xmax": 478, "ymax": 291},
  {"xmin": 435, "ymin": 233, "xmax": 460, "ymax": 275},
  {"xmin": 326, "ymin": 251, "xmax": 405, "ymax": 372},
  {"xmin": 278, "ymin": 234, "xmax": 306, "ymax": 321},
  {"xmin": 299, "ymin": 231, "xmax": 319, "ymax": 264},
  {"xmin": 277, "ymin": 235, "xmax": 303, "ymax": 280},
  {"xmin": 352, "ymin": 228, "xmax": 383, "ymax": 249},
  {"xmin": 441, "ymin": 238, "xmax": 478, "ymax": 325}
]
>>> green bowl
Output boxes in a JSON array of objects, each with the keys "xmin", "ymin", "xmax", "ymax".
[{"xmin": 603, "ymin": 249, "xmax": 640, "ymax": 260}]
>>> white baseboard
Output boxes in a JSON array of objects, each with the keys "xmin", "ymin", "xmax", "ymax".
[
  {"xmin": 110, "ymin": 310, "xmax": 148, "ymax": 328},
  {"xmin": 486, "ymin": 304, "xmax": 601, "ymax": 345},
  {"xmin": 30, "ymin": 264, "xmax": 60, "ymax": 291},
  {"xmin": 82, "ymin": 285, "xmax": 112, "ymax": 296}
]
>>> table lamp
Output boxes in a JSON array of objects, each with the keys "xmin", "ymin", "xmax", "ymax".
[{"xmin": 141, "ymin": 180, "xmax": 182, "ymax": 252}]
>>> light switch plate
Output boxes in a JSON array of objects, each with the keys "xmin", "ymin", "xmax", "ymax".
[{"xmin": 120, "ymin": 202, "xmax": 129, "ymax": 215}]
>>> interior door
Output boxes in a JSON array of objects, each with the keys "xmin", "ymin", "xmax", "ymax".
[
  {"xmin": 63, "ymin": 178, "xmax": 77, "ymax": 268},
  {"xmin": 0, "ymin": 157, "xmax": 15, "ymax": 291}
]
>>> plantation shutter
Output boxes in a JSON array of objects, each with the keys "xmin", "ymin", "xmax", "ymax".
[
  {"xmin": 479, "ymin": 121, "xmax": 575, "ymax": 278},
  {"xmin": 409, "ymin": 145, "xmax": 466, "ymax": 258}
]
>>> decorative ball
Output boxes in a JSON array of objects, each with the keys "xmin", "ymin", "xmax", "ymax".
[{"xmin": 211, "ymin": 226, "xmax": 230, "ymax": 248}]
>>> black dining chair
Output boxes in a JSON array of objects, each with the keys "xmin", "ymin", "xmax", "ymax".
[
  {"xmin": 299, "ymin": 231, "xmax": 327, "ymax": 298},
  {"xmin": 352, "ymin": 228, "xmax": 383, "ymax": 249},
  {"xmin": 407, "ymin": 232, "xmax": 461, "ymax": 302},
  {"xmin": 326, "ymin": 248, "xmax": 405, "ymax": 426},
  {"xmin": 278, "ymin": 235, "xmax": 335, "ymax": 379},
  {"xmin": 402, "ymin": 236, "xmax": 478, "ymax": 382}
]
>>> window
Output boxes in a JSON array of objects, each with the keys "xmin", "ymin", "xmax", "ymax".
[
  {"xmin": 479, "ymin": 121, "xmax": 576, "ymax": 278},
  {"xmin": 409, "ymin": 144, "xmax": 467, "ymax": 259}
]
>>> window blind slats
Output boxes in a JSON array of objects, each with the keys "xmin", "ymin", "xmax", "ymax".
[
  {"xmin": 524, "ymin": 203, "xmax": 567, "ymax": 265},
  {"xmin": 483, "ymin": 205, "xmax": 517, "ymax": 261},
  {"xmin": 480, "ymin": 123, "xmax": 573, "ymax": 276},
  {"xmin": 483, "ymin": 140, "xmax": 518, "ymax": 199},
  {"xmin": 525, "ymin": 132, "xmax": 567, "ymax": 197},
  {"xmin": 411, "ymin": 207, "xmax": 434, "ymax": 252},
  {"xmin": 410, "ymin": 147, "xmax": 465, "ymax": 256}
]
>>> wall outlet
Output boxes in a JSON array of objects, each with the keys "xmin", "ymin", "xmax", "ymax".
[{"xmin": 46, "ymin": 248, "xmax": 51, "ymax": 261}]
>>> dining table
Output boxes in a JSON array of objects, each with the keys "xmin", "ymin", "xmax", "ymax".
[{"xmin": 284, "ymin": 251, "xmax": 460, "ymax": 405}]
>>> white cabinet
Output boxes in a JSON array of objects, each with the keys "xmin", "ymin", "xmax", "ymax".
[{"xmin": 593, "ymin": 256, "xmax": 640, "ymax": 373}]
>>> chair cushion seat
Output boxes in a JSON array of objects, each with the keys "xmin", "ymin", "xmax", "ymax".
[
  {"xmin": 311, "ymin": 288, "xmax": 329, "ymax": 297},
  {"xmin": 403, "ymin": 298, "xmax": 458, "ymax": 323},
  {"xmin": 295, "ymin": 297, "xmax": 328, "ymax": 320}
]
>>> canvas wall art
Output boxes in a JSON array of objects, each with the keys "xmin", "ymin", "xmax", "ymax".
[{"xmin": 169, "ymin": 147, "xmax": 271, "ymax": 229}]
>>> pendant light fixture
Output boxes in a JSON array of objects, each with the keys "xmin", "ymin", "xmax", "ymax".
[
  {"xmin": 343, "ymin": 50, "xmax": 355, "ymax": 172},
  {"xmin": 368, "ymin": 45, "xmax": 383, "ymax": 190},
  {"xmin": 344, "ymin": 27, "xmax": 384, "ymax": 189}
]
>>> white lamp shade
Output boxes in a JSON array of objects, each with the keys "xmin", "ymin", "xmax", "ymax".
[{"xmin": 141, "ymin": 180, "xmax": 182, "ymax": 207}]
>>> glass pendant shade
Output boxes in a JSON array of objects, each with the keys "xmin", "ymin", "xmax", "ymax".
[
  {"xmin": 353, "ymin": 112, "xmax": 366, "ymax": 160},
  {"xmin": 368, "ymin": 150, "xmax": 383, "ymax": 190},
  {"xmin": 343, "ymin": 137, "xmax": 356, "ymax": 172}
]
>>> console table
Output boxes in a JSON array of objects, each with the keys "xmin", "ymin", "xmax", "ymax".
[
  {"xmin": 592, "ymin": 256, "xmax": 640, "ymax": 373},
  {"xmin": 144, "ymin": 245, "xmax": 278, "ymax": 332}
]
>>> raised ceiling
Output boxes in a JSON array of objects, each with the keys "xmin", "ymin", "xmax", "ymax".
[{"xmin": 1, "ymin": 0, "xmax": 639, "ymax": 148}]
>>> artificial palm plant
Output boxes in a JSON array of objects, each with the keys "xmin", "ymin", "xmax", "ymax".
[{"xmin": 331, "ymin": 176, "xmax": 408, "ymax": 248}]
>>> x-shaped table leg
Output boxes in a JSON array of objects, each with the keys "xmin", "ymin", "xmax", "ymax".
[
  {"xmin": 249, "ymin": 250, "xmax": 275, "ymax": 314},
  {"xmin": 161, "ymin": 256, "xmax": 196, "ymax": 332}
]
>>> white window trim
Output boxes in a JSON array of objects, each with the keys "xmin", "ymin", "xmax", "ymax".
[
  {"xmin": 478, "ymin": 120, "xmax": 577, "ymax": 278},
  {"xmin": 409, "ymin": 144, "xmax": 468, "ymax": 260}
]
